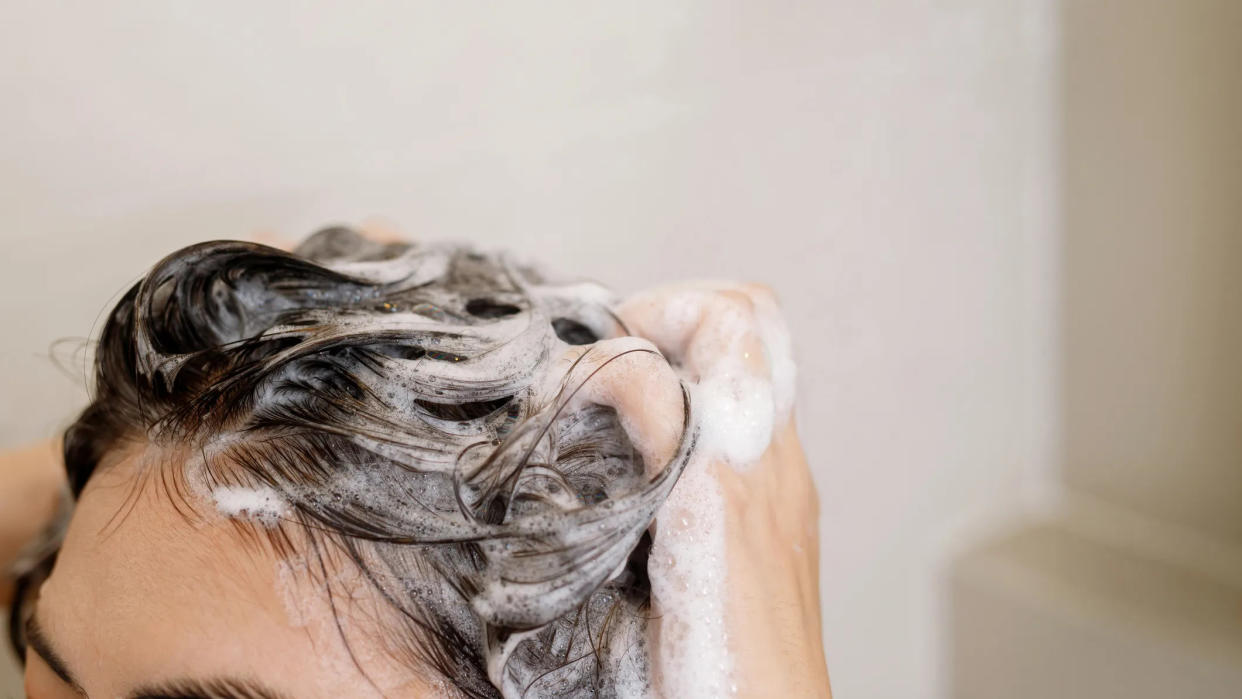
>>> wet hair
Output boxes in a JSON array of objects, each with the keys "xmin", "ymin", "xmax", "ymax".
[{"xmin": 9, "ymin": 228, "xmax": 694, "ymax": 698}]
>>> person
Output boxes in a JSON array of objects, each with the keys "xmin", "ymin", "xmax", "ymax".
[{"xmin": 2, "ymin": 228, "xmax": 830, "ymax": 698}]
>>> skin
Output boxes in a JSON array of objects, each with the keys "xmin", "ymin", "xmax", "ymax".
[
  {"xmin": 619, "ymin": 284, "xmax": 831, "ymax": 698},
  {"xmin": 0, "ymin": 440, "xmax": 65, "ymax": 608},
  {"xmin": 22, "ymin": 444, "xmax": 435, "ymax": 699},
  {"xmin": 3, "ymin": 285, "xmax": 831, "ymax": 698}
]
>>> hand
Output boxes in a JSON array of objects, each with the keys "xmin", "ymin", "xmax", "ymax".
[
  {"xmin": 0, "ymin": 439, "xmax": 65, "ymax": 606},
  {"xmin": 618, "ymin": 283, "xmax": 831, "ymax": 698}
]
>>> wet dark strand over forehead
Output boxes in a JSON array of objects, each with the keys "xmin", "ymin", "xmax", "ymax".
[{"xmin": 12, "ymin": 228, "xmax": 694, "ymax": 699}]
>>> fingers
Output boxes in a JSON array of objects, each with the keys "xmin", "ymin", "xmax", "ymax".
[
  {"xmin": 544, "ymin": 337, "xmax": 687, "ymax": 478},
  {"xmin": 617, "ymin": 282, "xmax": 795, "ymax": 469},
  {"xmin": 250, "ymin": 221, "xmax": 408, "ymax": 253},
  {"xmin": 356, "ymin": 218, "xmax": 408, "ymax": 244},
  {"xmin": 248, "ymin": 230, "xmax": 297, "ymax": 251},
  {"xmin": 617, "ymin": 282, "xmax": 776, "ymax": 381}
]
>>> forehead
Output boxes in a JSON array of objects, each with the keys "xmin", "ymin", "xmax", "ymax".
[{"xmin": 36, "ymin": 448, "xmax": 416, "ymax": 698}]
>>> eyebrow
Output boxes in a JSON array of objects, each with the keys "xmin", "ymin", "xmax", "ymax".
[
  {"xmin": 130, "ymin": 678, "xmax": 290, "ymax": 699},
  {"xmin": 26, "ymin": 614, "xmax": 287, "ymax": 699},
  {"xmin": 25, "ymin": 615, "xmax": 87, "ymax": 695}
]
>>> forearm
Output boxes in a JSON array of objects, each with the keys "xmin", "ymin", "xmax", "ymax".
[{"xmin": 719, "ymin": 423, "xmax": 831, "ymax": 697}]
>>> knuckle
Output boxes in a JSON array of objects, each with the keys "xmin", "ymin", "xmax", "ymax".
[
  {"xmin": 716, "ymin": 288, "xmax": 757, "ymax": 313},
  {"xmin": 741, "ymin": 282, "xmax": 781, "ymax": 307}
]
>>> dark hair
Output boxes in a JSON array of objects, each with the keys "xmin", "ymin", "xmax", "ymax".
[{"xmin": 10, "ymin": 228, "xmax": 694, "ymax": 698}]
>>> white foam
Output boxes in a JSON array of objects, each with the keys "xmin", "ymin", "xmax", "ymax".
[
  {"xmin": 749, "ymin": 289, "xmax": 797, "ymax": 423},
  {"xmin": 273, "ymin": 555, "xmax": 311, "ymax": 628},
  {"xmin": 211, "ymin": 484, "xmax": 290, "ymax": 526},
  {"xmin": 691, "ymin": 371, "xmax": 775, "ymax": 467},
  {"xmin": 648, "ymin": 455, "xmax": 732, "ymax": 698},
  {"xmin": 622, "ymin": 281, "xmax": 799, "ymax": 699},
  {"xmin": 625, "ymin": 282, "xmax": 797, "ymax": 470}
]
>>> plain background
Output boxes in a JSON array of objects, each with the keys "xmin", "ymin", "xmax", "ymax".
[{"xmin": 0, "ymin": 1, "xmax": 1072, "ymax": 696}]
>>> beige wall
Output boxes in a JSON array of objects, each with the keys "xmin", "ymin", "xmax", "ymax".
[
  {"xmin": 1062, "ymin": 0, "xmax": 1242, "ymax": 543},
  {"xmin": 0, "ymin": 3, "xmax": 1058, "ymax": 697},
  {"xmin": 947, "ymin": 4, "xmax": 1242, "ymax": 698}
]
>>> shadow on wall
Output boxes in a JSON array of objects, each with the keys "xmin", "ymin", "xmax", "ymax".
[{"xmin": 948, "ymin": 1, "xmax": 1242, "ymax": 697}]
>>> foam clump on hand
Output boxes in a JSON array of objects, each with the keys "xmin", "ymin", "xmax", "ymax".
[{"xmin": 623, "ymin": 283, "xmax": 795, "ymax": 470}]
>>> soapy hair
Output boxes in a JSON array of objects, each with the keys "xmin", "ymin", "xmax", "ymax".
[{"xmin": 9, "ymin": 228, "xmax": 694, "ymax": 698}]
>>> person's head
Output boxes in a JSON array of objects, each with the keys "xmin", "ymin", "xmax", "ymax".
[{"xmin": 12, "ymin": 228, "xmax": 693, "ymax": 698}]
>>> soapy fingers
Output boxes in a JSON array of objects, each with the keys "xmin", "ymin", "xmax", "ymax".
[
  {"xmin": 617, "ymin": 282, "xmax": 830, "ymax": 698},
  {"xmin": 544, "ymin": 336, "xmax": 687, "ymax": 476},
  {"xmin": 619, "ymin": 283, "xmax": 797, "ymax": 465}
]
